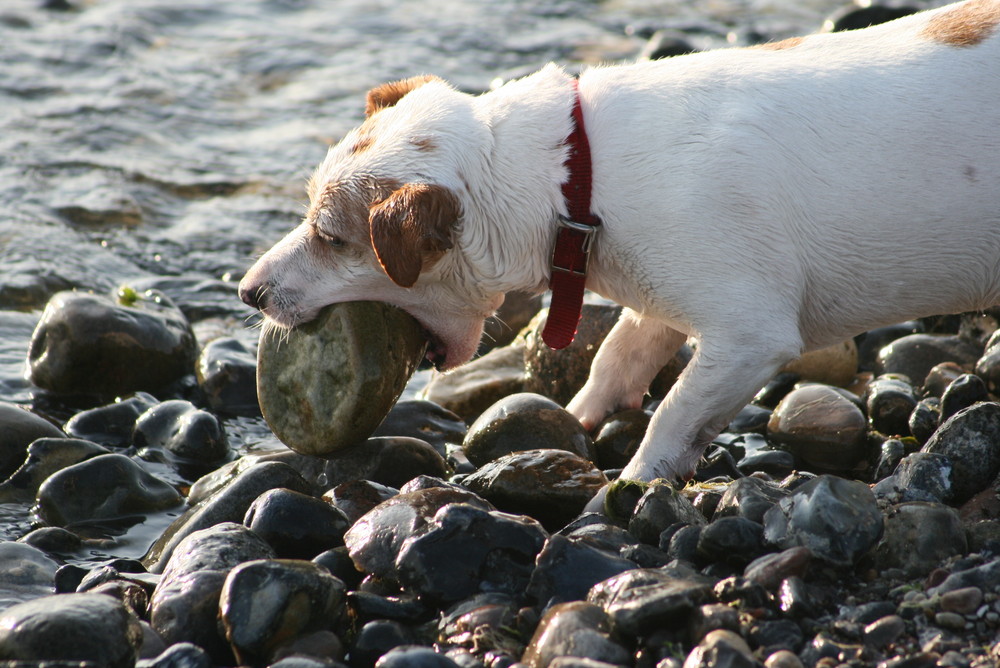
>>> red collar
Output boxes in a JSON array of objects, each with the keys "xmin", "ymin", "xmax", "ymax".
[{"xmin": 541, "ymin": 80, "xmax": 601, "ymax": 350}]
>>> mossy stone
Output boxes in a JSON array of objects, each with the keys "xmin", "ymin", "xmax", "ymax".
[{"xmin": 256, "ymin": 302, "xmax": 426, "ymax": 456}]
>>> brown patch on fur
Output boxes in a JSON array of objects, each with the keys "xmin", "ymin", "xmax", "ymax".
[
  {"xmin": 369, "ymin": 183, "xmax": 460, "ymax": 287},
  {"xmin": 307, "ymin": 179, "xmax": 400, "ymax": 251},
  {"xmin": 752, "ymin": 36, "xmax": 805, "ymax": 50},
  {"xmin": 365, "ymin": 75, "xmax": 441, "ymax": 117},
  {"xmin": 922, "ymin": 0, "xmax": 1000, "ymax": 47},
  {"xmin": 351, "ymin": 135, "xmax": 375, "ymax": 154},
  {"xmin": 411, "ymin": 137, "xmax": 436, "ymax": 152}
]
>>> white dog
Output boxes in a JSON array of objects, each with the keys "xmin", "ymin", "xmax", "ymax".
[{"xmin": 241, "ymin": 0, "xmax": 1000, "ymax": 496}]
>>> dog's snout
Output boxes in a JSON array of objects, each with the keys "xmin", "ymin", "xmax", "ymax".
[{"xmin": 238, "ymin": 278, "xmax": 269, "ymax": 311}]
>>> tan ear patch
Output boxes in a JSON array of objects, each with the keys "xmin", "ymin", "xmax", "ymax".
[
  {"xmin": 369, "ymin": 183, "xmax": 460, "ymax": 287},
  {"xmin": 365, "ymin": 75, "xmax": 441, "ymax": 117},
  {"xmin": 922, "ymin": 0, "xmax": 1000, "ymax": 47}
]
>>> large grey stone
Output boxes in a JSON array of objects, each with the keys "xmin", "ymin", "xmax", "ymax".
[{"xmin": 256, "ymin": 302, "xmax": 426, "ymax": 456}]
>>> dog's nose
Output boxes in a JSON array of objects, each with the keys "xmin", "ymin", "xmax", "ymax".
[{"xmin": 238, "ymin": 279, "xmax": 268, "ymax": 311}]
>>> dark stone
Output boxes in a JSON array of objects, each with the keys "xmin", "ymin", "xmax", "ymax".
[
  {"xmin": 592, "ymin": 409, "xmax": 650, "ymax": 470},
  {"xmin": 921, "ymin": 402, "xmax": 1000, "ymax": 503},
  {"xmin": 825, "ymin": 4, "xmax": 919, "ymax": 32},
  {"xmin": 63, "ymin": 392, "xmax": 158, "ymax": 447},
  {"xmin": 0, "ymin": 402, "xmax": 65, "ymax": 480},
  {"xmin": 27, "ymin": 289, "xmax": 197, "ymax": 398},
  {"xmin": 244, "ymin": 487, "xmax": 351, "ymax": 559},
  {"xmin": 908, "ymin": 398, "xmax": 940, "ymax": 445},
  {"xmin": 875, "ymin": 502, "xmax": 966, "ymax": 577},
  {"xmin": 743, "ymin": 546, "xmax": 811, "ymax": 591},
  {"xmin": 463, "ymin": 393, "xmax": 595, "ymax": 468},
  {"xmin": 322, "ymin": 436, "xmax": 449, "ymax": 490},
  {"xmin": 377, "ymin": 647, "xmax": 462, "ymax": 668},
  {"xmin": 395, "ymin": 503, "xmax": 548, "ymax": 603},
  {"xmin": 144, "ymin": 461, "xmax": 312, "ymax": 572},
  {"xmin": 938, "ymin": 373, "xmax": 989, "ymax": 423},
  {"xmin": 665, "ymin": 525, "xmax": 703, "ymax": 564},
  {"xmin": 461, "ymin": 449, "xmax": 607, "ymax": 531},
  {"xmin": 752, "ymin": 372, "xmax": 800, "ymax": 409},
  {"xmin": 748, "ymin": 619, "xmax": 804, "ymax": 654},
  {"xmin": 313, "ymin": 547, "xmax": 364, "ymax": 591},
  {"xmin": 974, "ymin": 345, "xmax": 1000, "ymax": 396},
  {"xmin": 348, "ymin": 591, "xmax": 431, "ymax": 625},
  {"xmin": 640, "ymin": 29, "xmax": 696, "ymax": 60},
  {"xmin": 349, "ymin": 620, "xmax": 420, "ymax": 668},
  {"xmin": 855, "ymin": 322, "xmax": 923, "ymax": 372},
  {"xmin": 36, "ymin": 453, "xmax": 182, "ymax": 526},
  {"xmin": 767, "ymin": 385, "xmax": 868, "ymax": 471},
  {"xmin": 727, "ymin": 404, "xmax": 772, "ymax": 435},
  {"xmin": 373, "ymin": 400, "xmax": 467, "ymax": 456},
  {"xmin": 196, "ymin": 337, "xmax": 259, "ymax": 417},
  {"xmin": 137, "ymin": 642, "xmax": 212, "ymax": 668},
  {"xmin": 872, "ymin": 452, "xmax": 953, "ymax": 504},
  {"xmin": 134, "ymin": 399, "xmax": 230, "ymax": 464},
  {"xmin": 0, "ymin": 437, "xmax": 108, "ymax": 503},
  {"xmin": 762, "ymin": 475, "xmax": 883, "ymax": 567},
  {"xmin": 219, "ymin": 559, "xmax": 347, "ymax": 666},
  {"xmin": 874, "ymin": 334, "xmax": 982, "ymax": 388},
  {"xmin": 923, "ymin": 362, "xmax": 966, "ymax": 399},
  {"xmin": 526, "ymin": 534, "xmax": 636, "ymax": 606},
  {"xmin": 325, "ymin": 479, "xmax": 399, "ymax": 524},
  {"xmin": 696, "ymin": 517, "xmax": 766, "ymax": 567},
  {"xmin": 628, "ymin": 482, "xmax": 705, "ymax": 545},
  {"xmin": 864, "ymin": 375, "xmax": 918, "ymax": 436},
  {"xmin": 521, "ymin": 601, "xmax": 628, "ymax": 668},
  {"xmin": 345, "ymin": 486, "xmax": 494, "ymax": 581},
  {"xmin": 714, "ymin": 476, "xmax": 788, "ymax": 524},
  {"xmin": 0, "ymin": 592, "xmax": 143, "ymax": 667},
  {"xmin": 588, "ymin": 568, "xmax": 714, "ymax": 637}
]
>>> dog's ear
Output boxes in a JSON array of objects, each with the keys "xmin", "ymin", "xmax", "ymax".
[
  {"xmin": 369, "ymin": 183, "xmax": 459, "ymax": 288},
  {"xmin": 365, "ymin": 75, "xmax": 441, "ymax": 117}
]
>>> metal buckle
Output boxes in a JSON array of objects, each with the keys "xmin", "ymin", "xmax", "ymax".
[{"xmin": 552, "ymin": 215, "xmax": 599, "ymax": 277}]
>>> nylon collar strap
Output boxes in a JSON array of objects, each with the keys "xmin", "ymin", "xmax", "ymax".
[{"xmin": 541, "ymin": 79, "xmax": 601, "ymax": 350}]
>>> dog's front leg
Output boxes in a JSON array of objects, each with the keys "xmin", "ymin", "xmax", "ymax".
[
  {"xmin": 620, "ymin": 329, "xmax": 802, "ymax": 483},
  {"xmin": 566, "ymin": 308, "xmax": 687, "ymax": 429}
]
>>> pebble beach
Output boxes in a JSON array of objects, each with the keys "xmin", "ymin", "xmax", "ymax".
[{"xmin": 1, "ymin": 0, "xmax": 999, "ymax": 666}]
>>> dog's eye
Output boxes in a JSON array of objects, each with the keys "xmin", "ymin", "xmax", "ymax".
[{"xmin": 317, "ymin": 230, "xmax": 345, "ymax": 248}]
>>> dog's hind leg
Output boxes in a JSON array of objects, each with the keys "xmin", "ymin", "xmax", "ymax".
[
  {"xmin": 620, "ymin": 326, "xmax": 802, "ymax": 483},
  {"xmin": 566, "ymin": 308, "xmax": 687, "ymax": 429}
]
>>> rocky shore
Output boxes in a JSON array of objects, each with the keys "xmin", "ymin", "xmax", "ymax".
[{"xmin": 0, "ymin": 285, "xmax": 998, "ymax": 668}]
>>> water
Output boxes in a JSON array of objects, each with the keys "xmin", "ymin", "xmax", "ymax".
[{"xmin": 0, "ymin": 0, "xmax": 915, "ymax": 564}]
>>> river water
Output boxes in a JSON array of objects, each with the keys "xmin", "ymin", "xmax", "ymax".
[{"xmin": 0, "ymin": 0, "xmax": 934, "ymax": 560}]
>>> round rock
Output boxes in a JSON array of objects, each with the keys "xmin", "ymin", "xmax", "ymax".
[
  {"xmin": 921, "ymin": 401, "xmax": 1000, "ymax": 503},
  {"xmin": 463, "ymin": 393, "xmax": 595, "ymax": 468},
  {"xmin": 257, "ymin": 301, "xmax": 427, "ymax": 456},
  {"xmin": 0, "ymin": 402, "xmax": 65, "ymax": 480},
  {"xmin": 767, "ymin": 385, "xmax": 868, "ymax": 471}
]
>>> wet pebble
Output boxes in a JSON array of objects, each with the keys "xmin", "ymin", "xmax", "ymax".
[
  {"xmin": 863, "ymin": 614, "xmax": 905, "ymax": 649},
  {"xmin": 762, "ymin": 475, "xmax": 882, "ymax": 567},
  {"xmin": 462, "ymin": 448, "xmax": 607, "ymax": 531},
  {"xmin": 521, "ymin": 601, "xmax": 629, "ymax": 668},
  {"xmin": 920, "ymin": 402, "xmax": 1000, "ymax": 503},
  {"xmin": 150, "ymin": 523, "xmax": 275, "ymax": 662},
  {"xmin": 462, "ymin": 393, "xmax": 595, "ymax": 468},
  {"xmin": 256, "ymin": 302, "xmax": 427, "ymax": 456},
  {"xmin": 350, "ymin": 619, "xmax": 421, "ymax": 668},
  {"xmin": 373, "ymin": 400, "xmax": 467, "ymax": 455},
  {"xmin": 322, "ymin": 436, "xmax": 449, "ymax": 489},
  {"xmin": 377, "ymin": 646, "xmax": 462, "ymax": 668},
  {"xmin": 0, "ymin": 592, "xmax": 143, "ymax": 667},
  {"xmin": 244, "ymin": 487, "xmax": 351, "ymax": 559},
  {"xmin": 0, "ymin": 401, "xmax": 65, "ymax": 479},
  {"xmin": 395, "ymin": 503, "xmax": 548, "ymax": 602},
  {"xmin": 766, "ymin": 385, "xmax": 868, "ymax": 471},
  {"xmin": 588, "ymin": 568, "xmax": 714, "ymax": 637},
  {"xmin": 26, "ymin": 289, "xmax": 197, "ymax": 398},
  {"xmin": 973, "ymin": 342, "xmax": 1000, "ymax": 395},
  {"xmin": 36, "ymin": 452, "xmax": 182, "ymax": 526},
  {"xmin": 714, "ymin": 476, "xmax": 788, "ymax": 524},
  {"xmin": 743, "ymin": 546, "xmax": 811, "ymax": 591},
  {"xmin": 526, "ymin": 534, "xmax": 636, "ymax": 606},
  {"xmin": 864, "ymin": 374, "xmax": 918, "ymax": 436},
  {"xmin": 0, "ymin": 541, "xmax": 60, "ymax": 609},
  {"xmin": 592, "ymin": 409, "xmax": 650, "ymax": 470},
  {"xmin": 345, "ymin": 486, "xmax": 494, "ymax": 581},
  {"xmin": 63, "ymin": 391, "xmax": 158, "ymax": 446},
  {"xmin": 0, "ymin": 436, "xmax": 108, "ymax": 503},
  {"xmin": 874, "ymin": 334, "xmax": 982, "ymax": 388},
  {"xmin": 145, "ymin": 461, "xmax": 311, "ymax": 572},
  {"xmin": 938, "ymin": 373, "xmax": 988, "ymax": 423},
  {"xmin": 196, "ymin": 336, "xmax": 260, "ymax": 417},
  {"xmin": 696, "ymin": 517, "xmax": 766, "ymax": 568},
  {"xmin": 872, "ymin": 452, "xmax": 953, "ymax": 504},
  {"xmin": 137, "ymin": 642, "xmax": 212, "ymax": 668},
  {"xmin": 219, "ymin": 558, "xmax": 346, "ymax": 665},
  {"xmin": 875, "ymin": 502, "xmax": 966, "ymax": 577},
  {"xmin": 908, "ymin": 398, "xmax": 940, "ymax": 445},
  {"xmin": 628, "ymin": 482, "xmax": 706, "ymax": 545},
  {"xmin": 134, "ymin": 399, "xmax": 230, "ymax": 464},
  {"xmin": 682, "ymin": 628, "xmax": 756, "ymax": 668},
  {"xmin": 928, "ymin": 557, "xmax": 1000, "ymax": 596},
  {"xmin": 324, "ymin": 479, "xmax": 399, "ymax": 524}
]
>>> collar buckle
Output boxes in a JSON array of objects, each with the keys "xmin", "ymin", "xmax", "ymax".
[{"xmin": 552, "ymin": 215, "xmax": 600, "ymax": 277}]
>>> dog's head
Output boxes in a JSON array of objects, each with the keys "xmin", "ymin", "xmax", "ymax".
[{"xmin": 239, "ymin": 75, "xmax": 503, "ymax": 370}]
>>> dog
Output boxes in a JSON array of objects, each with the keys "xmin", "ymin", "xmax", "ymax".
[{"xmin": 240, "ymin": 0, "xmax": 1000, "ymax": 504}]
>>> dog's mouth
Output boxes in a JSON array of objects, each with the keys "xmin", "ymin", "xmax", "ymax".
[{"xmin": 421, "ymin": 327, "xmax": 449, "ymax": 371}]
